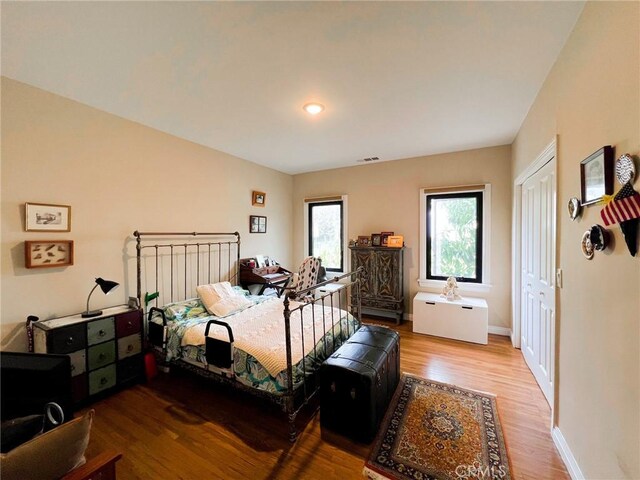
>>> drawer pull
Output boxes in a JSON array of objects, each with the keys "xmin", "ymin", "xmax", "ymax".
[
  {"xmin": 98, "ymin": 353, "xmax": 106, "ymax": 361},
  {"xmin": 127, "ymin": 321, "xmax": 133, "ymax": 328},
  {"xmin": 66, "ymin": 336, "xmax": 74, "ymax": 345},
  {"xmin": 127, "ymin": 344, "xmax": 134, "ymax": 353},
  {"xmin": 462, "ymin": 306, "xmax": 473, "ymax": 310},
  {"xmin": 100, "ymin": 377, "xmax": 108, "ymax": 386},
  {"xmin": 70, "ymin": 364, "xmax": 75, "ymax": 372},
  {"xmin": 99, "ymin": 329, "xmax": 106, "ymax": 337},
  {"xmin": 425, "ymin": 301, "xmax": 436, "ymax": 305}
]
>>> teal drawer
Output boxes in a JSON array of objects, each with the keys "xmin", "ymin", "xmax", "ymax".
[
  {"xmin": 89, "ymin": 364, "xmax": 116, "ymax": 395},
  {"xmin": 87, "ymin": 317, "xmax": 115, "ymax": 346},
  {"xmin": 87, "ymin": 342, "xmax": 116, "ymax": 370}
]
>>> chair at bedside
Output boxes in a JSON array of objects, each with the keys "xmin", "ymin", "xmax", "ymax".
[{"xmin": 0, "ymin": 409, "xmax": 122, "ymax": 480}]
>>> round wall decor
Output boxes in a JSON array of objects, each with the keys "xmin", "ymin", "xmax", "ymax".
[
  {"xmin": 581, "ymin": 230, "xmax": 594, "ymax": 259},
  {"xmin": 568, "ymin": 197, "xmax": 581, "ymax": 221},
  {"xmin": 615, "ymin": 154, "xmax": 635, "ymax": 185}
]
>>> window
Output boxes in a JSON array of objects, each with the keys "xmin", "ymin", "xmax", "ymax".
[
  {"xmin": 307, "ymin": 199, "xmax": 345, "ymax": 272},
  {"xmin": 427, "ymin": 192, "xmax": 482, "ymax": 282},
  {"xmin": 419, "ymin": 185, "xmax": 490, "ymax": 289}
]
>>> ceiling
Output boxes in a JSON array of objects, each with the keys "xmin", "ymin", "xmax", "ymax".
[{"xmin": 2, "ymin": 2, "xmax": 584, "ymax": 175}]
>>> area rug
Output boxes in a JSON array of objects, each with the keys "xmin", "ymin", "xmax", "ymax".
[{"xmin": 363, "ymin": 374, "xmax": 512, "ymax": 480}]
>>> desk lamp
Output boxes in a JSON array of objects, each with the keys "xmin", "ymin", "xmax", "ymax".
[{"xmin": 82, "ymin": 277, "xmax": 119, "ymax": 318}]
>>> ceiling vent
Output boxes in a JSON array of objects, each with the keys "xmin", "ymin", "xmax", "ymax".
[{"xmin": 358, "ymin": 156, "xmax": 380, "ymax": 163}]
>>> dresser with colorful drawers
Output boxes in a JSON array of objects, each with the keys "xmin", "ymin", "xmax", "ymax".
[{"xmin": 33, "ymin": 305, "xmax": 144, "ymax": 404}]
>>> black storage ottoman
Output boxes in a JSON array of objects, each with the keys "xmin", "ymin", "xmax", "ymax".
[{"xmin": 319, "ymin": 325, "xmax": 400, "ymax": 442}]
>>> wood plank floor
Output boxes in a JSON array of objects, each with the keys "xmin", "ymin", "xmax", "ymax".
[{"xmin": 83, "ymin": 320, "xmax": 569, "ymax": 479}]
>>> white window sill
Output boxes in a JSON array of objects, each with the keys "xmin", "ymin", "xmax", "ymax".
[{"xmin": 417, "ymin": 278, "xmax": 492, "ymax": 293}]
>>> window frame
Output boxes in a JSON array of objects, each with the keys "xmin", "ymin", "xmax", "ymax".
[
  {"xmin": 426, "ymin": 191, "xmax": 483, "ymax": 283},
  {"xmin": 418, "ymin": 185, "xmax": 491, "ymax": 292},
  {"xmin": 304, "ymin": 196, "xmax": 348, "ymax": 274}
]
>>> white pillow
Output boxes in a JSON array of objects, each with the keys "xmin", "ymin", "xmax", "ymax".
[
  {"xmin": 209, "ymin": 295, "xmax": 251, "ymax": 317},
  {"xmin": 197, "ymin": 282, "xmax": 250, "ymax": 316}
]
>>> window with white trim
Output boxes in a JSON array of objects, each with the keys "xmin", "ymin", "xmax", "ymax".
[
  {"xmin": 304, "ymin": 196, "xmax": 348, "ymax": 273},
  {"xmin": 419, "ymin": 185, "xmax": 491, "ymax": 290}
]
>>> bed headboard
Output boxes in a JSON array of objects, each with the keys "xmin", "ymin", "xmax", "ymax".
[{"xmin": 134, "ymin": 231, "xmax": 240, "ymax": 309}]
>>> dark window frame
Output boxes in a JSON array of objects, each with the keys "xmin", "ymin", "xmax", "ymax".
[
  {"xmin": 308, "ymin": 200, "xmax": 344, "ymax": 272},
  {"xmin": 426, "ymin": 191, "xmax": 483, "ymax": 283}
]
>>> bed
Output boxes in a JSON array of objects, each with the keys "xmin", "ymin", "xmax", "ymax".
[{"xmin": 134, "ymin": 231, "xmax": 362, "ymax": 441}]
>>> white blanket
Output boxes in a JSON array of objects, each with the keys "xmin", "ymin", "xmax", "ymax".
[{"xmin": 181, "ymin": 297, "xmax": 349, "ymax": 377}]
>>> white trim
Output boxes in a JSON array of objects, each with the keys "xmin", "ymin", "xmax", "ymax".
[
  {"xmin": 552, "ymin": 427, "xmax": 585, "ymax": 480},
  {"xmin": 303, "ymin": 195, "xmax": 349, "ymax": 274},
  {"xmin": 419, "ymin": 184, "xmax": 492, "ymax": 285},
  {"xmin": 488, "ymin": 326, "xmax": 511, "ymax": 337}
]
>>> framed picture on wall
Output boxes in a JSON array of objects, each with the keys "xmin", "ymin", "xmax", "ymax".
[
  {"xmin": 25, "ymin": 203, "xmax": 71, "ymax": 232},
  {"xmin": 580, "ymin": 146, "xmax": 613, "ymax": 206},
  {"xmin": 25, "ymin": 240, "xmax": 74, "ymax": 268},
  {"xmin": 252, "ymin": 191, "xmax": 266, "ymax": 207},
  {"xmin": 250, "ymin": 215, "xmax": 267, "ymax": 233}
]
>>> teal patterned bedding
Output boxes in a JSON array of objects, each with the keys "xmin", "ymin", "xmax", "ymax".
[{"xmin": 152, "ymin": 291, "xmax": 359, "ymax": 394}]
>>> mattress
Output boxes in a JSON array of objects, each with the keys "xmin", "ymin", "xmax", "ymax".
[{"xmin": 153, "ymin": 295, "xmax": 358, "ymax": 394}]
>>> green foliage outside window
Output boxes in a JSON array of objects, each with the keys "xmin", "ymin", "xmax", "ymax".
[{"xmin": 431, "ymin": 196, "xmax": 478, "ymax": 279}]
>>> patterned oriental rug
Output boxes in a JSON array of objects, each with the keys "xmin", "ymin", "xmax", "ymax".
[{"xmin": 364, "ymin": 374, "xmax": 512, "ymax": 480}]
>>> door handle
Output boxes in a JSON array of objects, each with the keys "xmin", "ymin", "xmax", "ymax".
[{"xmin": 539, "ymin": 291, "xmax": 545, "ymax": 297}]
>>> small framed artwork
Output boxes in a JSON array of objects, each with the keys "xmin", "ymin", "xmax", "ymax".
[
  {"xmin": 380, "ymin": 231, "xmax": 394, "ymax": 247},
  {"xmin": 357, "ymin": 235, "xmax": 371, "ymax": 247},
  {"xmin": 252, "ymin": 191, "xmax": 266, "ymax": 207},
  {"xmin": 25, "ymin": 240, "xmax": 74, "ymax": 268},
  {"xmin": 250, "ymin": 215, "xmax": 267, "ymax": 233},
  {"xmin": 25, "ymin": 203, "xmax": 71, "ymax": 232},
  {"xmin": 580, "ymin": 146, "xmax": 613, "ymax": 206},
  {"xmin": 387, "ymin": 235, "xmax": 404, "ymax": 248},
  {"xmin": 371, "ymin": 233, "xmax": 382, "ymax": 247}
]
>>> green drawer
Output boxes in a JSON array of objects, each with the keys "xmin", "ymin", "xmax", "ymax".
[
  {"xmin": 87, "ymin": 342, "xmax": 116, "ymax": 370},
  {"xmin": 87, "ymin": 317, "xmax": 115, "ymax": 346},
  {"xmin": 89, "ymin": 364, "xmax": 116, "ymax": 395}
]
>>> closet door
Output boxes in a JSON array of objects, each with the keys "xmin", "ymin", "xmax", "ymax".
[{"xmin": 521, "ymin": 159, "xmax": 556, "ymax": 406}]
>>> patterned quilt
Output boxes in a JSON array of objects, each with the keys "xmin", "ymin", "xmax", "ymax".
[{"xmin": 153, "ymin": 293, "xmax": 358, "ymax": 394}]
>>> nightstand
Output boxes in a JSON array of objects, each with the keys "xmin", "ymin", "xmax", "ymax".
[{"xmin": 33, "ymin": 306, "xmax": 144, "ymax": 405}]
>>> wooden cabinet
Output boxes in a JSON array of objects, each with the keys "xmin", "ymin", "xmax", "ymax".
[
  {"xmin": 33, "ymin": 306, "xmax": 144, "ymax": 405},
  {"xmin": 350, "ymin": 246, "xmax": 404, "ymax": 324}
]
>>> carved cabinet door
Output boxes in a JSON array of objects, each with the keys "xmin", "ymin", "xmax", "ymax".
[
  {"xmin": 375, "ymin": 249, "xmax": 401, "ymax": 299},
  {"xmin": 351, "ymin": 248, "xmax": 375, "ymax": 298}
]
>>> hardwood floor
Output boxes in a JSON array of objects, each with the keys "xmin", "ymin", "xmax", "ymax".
[{"xmin": 83, "ymin": 320, "xmax": 569, "ymax": 479}]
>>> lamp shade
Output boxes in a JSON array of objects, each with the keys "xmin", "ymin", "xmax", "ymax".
[
  {"xmin": 96, "ymin": 277, "xmax": 119, "ymax": 295},
  {"xmin": 82, "ymin": 277, "xmax": 120, "ymax": 318}
]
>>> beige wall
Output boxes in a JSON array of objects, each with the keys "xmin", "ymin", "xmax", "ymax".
[
  {"xmin": 512, "ymin": 2, "xmax": 639, "ymax": 479},
  {"xmin": 293, "ymin": 145, "xmax": 512, "ymax": 329},
  {"xmin": 0, "ymin": 78, "xmax": 293, "ymax": 352}
]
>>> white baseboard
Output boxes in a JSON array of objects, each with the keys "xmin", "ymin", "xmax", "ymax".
[
  {"xmin": 552, "ymin": 427, "xmax": 584, "ymax": 480},
  {"xmin": 488, "ymin": 326, "xmax": 511, "ymax": 337}
]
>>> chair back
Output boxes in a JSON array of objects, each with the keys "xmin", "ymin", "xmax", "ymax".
[{"xmin": 293, "ymin": 256, "xmax": 321, "ymax": 300}]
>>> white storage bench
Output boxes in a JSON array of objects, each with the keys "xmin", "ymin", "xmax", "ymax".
[{"xmin": 412, "ymin": 292, "xmax": 488, "ymax": 345}]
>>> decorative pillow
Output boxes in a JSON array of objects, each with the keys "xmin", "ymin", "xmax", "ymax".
[
  {"xmin": 0, "ymin": 414, "xmax": 44, "ymax": 453},
  {"xmin": 197, "ymin": 282, "xmax": 251, "ymax": 316},
  {"xmin": 163, "ymin": 298, "xmax": 207, "ymax": 321},
  {"xmin": 209, "ymin": 295, "xmax": 251, "ymax": 317},
  {"xmin": 0, "ymin": 409, "xmax": 93, "ymax": 480}
]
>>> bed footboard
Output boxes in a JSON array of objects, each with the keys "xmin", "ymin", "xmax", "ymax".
[{"xmin": 282, "ymin": 269, "xmax": 362, "ymax": 441}]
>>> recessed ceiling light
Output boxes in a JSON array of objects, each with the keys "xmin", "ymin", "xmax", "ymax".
[{"xmin": 303, "ymin": 103, "xmax": 324, "ymax": 115}]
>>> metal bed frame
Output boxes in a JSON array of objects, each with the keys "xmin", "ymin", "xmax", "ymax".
[{"xmin": 134, "ymin": 230, "xmax": 362, "ymax": 441}]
